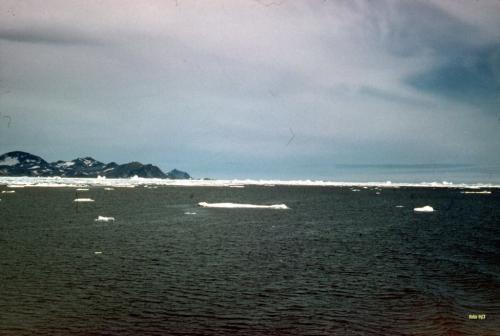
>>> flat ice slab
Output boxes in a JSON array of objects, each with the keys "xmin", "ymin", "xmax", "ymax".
[
  {"xmin": 95, "ymin": 216, "xmax": 115, "ymax": 222},
  {"xmin": 414, "ymin": 205, "xmax": 434, "ymax": 212},
  {"xmin": 198, "ymin": 202, "xmax": 289, "ymax": 209},
  {"xmin": 73, "ymin": 198, "xmax": 94, "ymax": 202}
]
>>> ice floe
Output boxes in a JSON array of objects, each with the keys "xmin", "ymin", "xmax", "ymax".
[
  {"xmin": 104, "ymin": 187, "xmax": 114, "ymax": 191},
  {"xmin": 2, "ymin": 190, "xmax": 15, "ymax": 194},
  {"xmin": 94, "ymin": 216, "xmax": 115, "ymax": 222},
  {"xmin": 73, "ymin": 198, "xmax": 94, "ymax": 202},
  {"xmin": 94, "ymin": 251, "xmax": 102, "ymax": 255},
  {"xmin": 198, "ymin": 202, "xmax": 289, "ymax": 209},
  {"xmin": 76, "ymin": 188, "xmax": 89, "ymax": 191},
  {"xmin": 184, "ymin": 212, "xmax": 197, "ymax": 215},
  {"xmin": 414, "ymin": 206, "xmax": 434, "ymax": 212},
  {"xmin": 461, "ymin": 191, "xmax": 492, "ymax": 194}
]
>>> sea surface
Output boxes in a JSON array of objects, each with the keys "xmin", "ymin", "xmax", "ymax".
[{"xmin": 0, "ymin": 185, "xmax": 499, "ymax": 335}]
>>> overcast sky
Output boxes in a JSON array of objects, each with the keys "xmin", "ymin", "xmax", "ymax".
[{"xmin": 0, "ymin": 0, "xmax": 499, "ymax": 179}]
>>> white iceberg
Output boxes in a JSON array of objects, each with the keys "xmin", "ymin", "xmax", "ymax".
[
  {"xmin": 104, "ymin": 187, "xmax": 114, "ymax": 191},
  {"xmin": 94, "ymin": 216, "xmax": 115, "ymax": 222},
  {"xmin": 76, "ymin": 188, "xmax": 89, "ymax": 191},
  {"xmin": 73, "ymin": 198, "xmax": 94, "ymax": 202},
  {"xmin": 198, "ymin": 202, "xmax": 289, "ymax": 209},
  {"xmin": 94, "ymin": 251, "xmax": 103, "ymax": 255},
  {"xmin": 414, "ymin": 205, "xmax": 434, "ymax": 212},
  {"xmin": 1, "ymin": 190, "xmax": 15, "ymax": 194}
]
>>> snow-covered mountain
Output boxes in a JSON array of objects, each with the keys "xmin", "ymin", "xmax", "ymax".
[{"xmin": 0, "ymin": 151, "xmax": 190, "ymax": 179}]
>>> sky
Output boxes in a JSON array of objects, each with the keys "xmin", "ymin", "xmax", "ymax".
[{"xmin": 0, "ymin": 0, "xmax": 499, "ymax": 180}]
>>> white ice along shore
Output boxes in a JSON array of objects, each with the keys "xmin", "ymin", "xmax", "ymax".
[
  {"xmin": 0, "ymin": 176, "xmax": 499, "ymax": 189},
  {"xmin": 198, "ymin": 202, "xmax": 289, "ymax": 209}
]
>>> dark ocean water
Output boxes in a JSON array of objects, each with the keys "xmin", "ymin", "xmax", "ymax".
[{"xmin": 0, "ymin": 185, "xmax": 499, "ymax": 335}]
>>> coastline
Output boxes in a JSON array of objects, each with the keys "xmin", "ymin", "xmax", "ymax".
[{"xmin": 1, "ymin": 176, "xmax": 499, "ymax": 189}]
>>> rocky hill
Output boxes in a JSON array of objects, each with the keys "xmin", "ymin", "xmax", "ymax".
[{"xmin": 0, "ymin": 151, "xmax": 190, "ymax": 179}]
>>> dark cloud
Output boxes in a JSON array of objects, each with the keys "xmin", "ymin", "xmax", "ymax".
[
  {"xmin": 406, "ymin": 46, "xmax": 500, "ymax": 111},
  {"xmin": 357, "ymin": 86, "xmax": 434, "ymax": 108},
  {"xmin": 0, "ymin": 26, "xmax": 101, "ymax": 45}
]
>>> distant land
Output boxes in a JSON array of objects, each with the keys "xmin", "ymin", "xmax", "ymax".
[{"xmin": 0, "ymin": 151, "xmax": 190, "ymax": 179}]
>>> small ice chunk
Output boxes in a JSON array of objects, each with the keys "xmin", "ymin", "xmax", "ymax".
[
  {"xmin": 104, "ymin": 187, "xmax": 114, "ymax": 191},
  {"xmin": 73, "ymin": 198, "xmax": 94, "ymax": 202},
  {"xmin": 2, "ymin": 190, "xmax": 15, "ymax": 194},
  {"xmin": 351, "ymin": 189, "xmax": 360, "ymax": 192},
  {"xmin": 461, "ymin": 191, "xmax": 491, "ymax": 194},
  {"xmin": 395, "ymin": 205, "xmax": 405, "ymax": 208},
  {"xmin": 184, "ymin": 212, "xmax": 197, "ymax": 215},
  {"xmin": 414, "ymin": 205, "xmax": 434, "ymax": 212},
  {"xmin": 76, "ymin": 188, "xmax": 89, "ymax": 191},
  {"xmin": 94, "ymin": 216, "xmax": 115, "ymax": 222},
  {"xmin": 94, "ymin": 251, "xmax": 103, "ymax": 255},
  {"xmin": 198, "ymin": 202, "xmax": 289, "ymax": 209}
]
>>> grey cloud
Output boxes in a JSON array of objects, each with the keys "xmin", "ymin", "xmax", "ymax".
[
  {"xmin": 358, "ymin": 0, "xmax": 481, "ymax": 57},
  {"xmin": 0, "ymin": 1, "xmax": 499, "ymax": 180}
]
